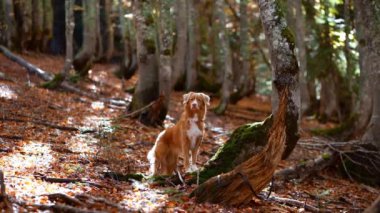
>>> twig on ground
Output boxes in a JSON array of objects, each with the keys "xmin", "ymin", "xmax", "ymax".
[
  {"xmin": 265, "ymin": 194, "xmax": 321, "ymax": 213},
  {"xmin": 35, "ymin": 174, "xmax": 105, "ymax": 188},
  {"xmin": 41, "ymin": 193, "xmax": 84, "ymax": 206}
]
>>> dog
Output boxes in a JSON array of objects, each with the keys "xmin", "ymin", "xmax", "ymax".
[{"xmin": 147, "ymin": 92, "xmax": 210, "ymax": 176}]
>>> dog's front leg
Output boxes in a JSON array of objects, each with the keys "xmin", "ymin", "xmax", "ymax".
[
  {"xmin": 190, "ymin": 136, "xmax": 202, "ymax": 172},
  {"xmin": 183, "ymin": 142, "xmax": 191, "ymax": 173}
]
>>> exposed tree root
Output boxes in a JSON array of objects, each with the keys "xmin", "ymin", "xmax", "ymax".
[{"xmin": 365, "ymin": 195, "xmax": 380, "ymax": 213}]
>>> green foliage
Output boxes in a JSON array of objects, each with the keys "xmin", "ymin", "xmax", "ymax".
[{"xmin": 41, "ymin": 73, "xmax": 65, "ymax": 89}]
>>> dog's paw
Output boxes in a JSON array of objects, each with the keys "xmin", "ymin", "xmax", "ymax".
[{"xmin": 186, "ymin": 164, "xmax": 198, "ymax": 173}]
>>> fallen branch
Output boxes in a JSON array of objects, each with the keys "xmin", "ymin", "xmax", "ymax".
[
  {"xmin": 75, "ymin": 194, "xmax": 125, "ymax": 211},
  {"xmin": 0, "ymin": 45, "xmax": 128, "ymax": 107},
  {"xmin": 275, "ymin": 149, "xmax": 337, "ymax": 181},
  {"xmin": 1, "ymin": 117, "xmax": 80, "ymax": 132},
  {"xmin": 30, "ymin": 203, "xmax": 106, "ymax": 213},
  {"xmin": 0, "ymin": 135, "xmax": 23, "ymax": 140},
  {"xmin": 267, "ymin": 195, "xmax": 320, "ymax": 213},
  {"xmin": 103, "ymin": 172, "xmax": 144, "ymax": 182},
  {"xmin": 42, "ymin": 193, "xmax": 84, "ymax": 207},
  {"xmin": 35, "ymin": 174, "xmax": 105, "ymax": 188}
]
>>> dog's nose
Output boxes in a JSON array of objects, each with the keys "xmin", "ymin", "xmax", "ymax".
[{"xmin": 192, "ymin": 103, "xmax": 197, "ymax": 108}]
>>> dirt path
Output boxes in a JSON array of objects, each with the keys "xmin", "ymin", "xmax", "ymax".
[{"xmin": 0, "ymin": 53, "xmax": 378, "ymax": 212}]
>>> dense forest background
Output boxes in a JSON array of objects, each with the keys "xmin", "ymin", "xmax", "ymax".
[{"xmin": 0, "ymin": 0, "xmax": 379, "ymax": 212}]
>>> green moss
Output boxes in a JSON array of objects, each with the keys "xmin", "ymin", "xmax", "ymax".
[
  {"xmin": 311, "ymin": 115, "xmax": 356, "ymax": 138},
  {"xmin": 281, "ymin": 27, "xmax": 295, "ymax": 49},
  {"xmin": 194, "ymin": 115, "xmax": 273, "ymax": 184},
  {"xmin": 321, "ymin": 153, "xmax": 331, "ymax": 160},
  {"xmin": 41, "ymin": 73, "xmax": 65, "ymax": 89},
  {"xmin": 68, "ymin": 74, "xmax": 81, "ymax": 84}
]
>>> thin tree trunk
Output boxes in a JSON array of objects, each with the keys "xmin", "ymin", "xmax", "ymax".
[
  {"xmin": 95, "ymin": 0, "xmax": 103, "ymax": 60},
  {"xmin": 3, "ymin": 0, "xmax": 16, "ymax": 49},
  {"xmin": 20, "ymin": 0, "xmax": 33, "ymax": 51},
  {"xmin": 214, "ymin": 0, "xmax": 233, "ymax": 115},
  {"xmin": 63, "ymin": 0, "xmax": 75, "ymax": 78},
  {"xmin": 104, "ymin": 0, "xmax": 114, "ymax": 61},
  {"xmin": 73, "ymin": 0, "xmax": 97, "ymax": 76},
  {"xmin": 42, "ymin": 0, "xmax": 53, "ymax": 52},
  {"xmin": 294, "ymin": 0, "xmax": 310, "ymax": 116},
  {"xmin": 344, "ymin": 0, "xmax": 355, "ymax": 111},
  {"xmin": 192, "ymin": 0, "xmax": 300, "ymax": 205},
  {"xmin": 157, "ymin": 0, "xmax": 175, "ymax": 122},
  {"xmin": 32, "ymin": 0, "xmax": 44, "ymax": 51},
  {"xmin": 185, "ymin": 0, "xmax": 198, "ymax": 91},
  {"xmin": 172, "ymin": 0, "xmax": 188, "ymax": 88}
]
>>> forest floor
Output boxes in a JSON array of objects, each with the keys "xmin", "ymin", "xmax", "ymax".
[{"xmin": 0, "ymin": 52, "xmax": 378, "ymax": 212}]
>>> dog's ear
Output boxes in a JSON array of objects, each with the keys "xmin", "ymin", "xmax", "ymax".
[
  {"xmin": 183, "ymin": 92, "xmax": 192, "ymax": 104},
  {"xmin": 201, "ymin": 93, "xmax": 210, "ymax": 106}
]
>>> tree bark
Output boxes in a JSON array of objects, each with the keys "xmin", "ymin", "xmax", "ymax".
[
  {"xmin": 172, "ymin": 0, "xmax": 188, "ymax": 88},
  {"xmin": 104, "ymin": 0, "xmax": 114, "ymax": 61},
  {"xmin": 192, "ymin": 0, "xmax": 300, "ymax": 205},
  {"xmin": 294, "ymin": 0, "xmax": 310, "ymax": 116},
  {"xmin": 32, "ymin": 0, "xmax": 44, "ymax": 51},
  {"xmin": 238, "ymin": 0, "xmax": 251, "ymax": 96},
  {"xmin": 185, "ymin": 0, "xmax": 199, "ymax": 91},
  {"xmin": 63, "ymin": 0, "xmax": 75, "ymax": 78},
  {"xmin": 365, "ymin": 195, "xmax": 380, "ymax": 213},
  {"xmin": 20, "ymin": 0, "xmax": 33, "ymax": 51},
  {"xmin": 353, "ymin": 0, "xmax": 380, "ymax": 144},
  {"xmin": 130, "ymin": 0, "xmax": 161, "ymax": 126},
  {"xmin": 2, "ymin": 0, "xmax": 17, "ymax": 49},
  {"xmin": 214, "ymin": 0, "xmax": 233, "ymax": 115},
  {"xmin": 42, "ymin": 0, "xmax": 53, "ymax": 52},
  {"xmin": 95, "ymin": 0, "xmax": 103, "ymax": 60},
  {"xmin": 157, "ymin": 0, "xmax": 175, "ymax": 123},
  {"xmin": 73, "ymin": 0, "xmax": 97, "ymax": 76}
]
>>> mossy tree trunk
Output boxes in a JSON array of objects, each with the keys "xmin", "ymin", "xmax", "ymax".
[
  {"xmin": 214, "ymin": 0, "xmax": 233, "ymax": 115},
  {"xmin": 73, "ymin": 0, "xmax": 97, "ymax": 76},
  {"xmin": 130, "ymin": 0, "xmax": 161, "ymax": 126},
  {"xmin": 192, "ymin": 0, "xmax": 300, "ymax": 205}
]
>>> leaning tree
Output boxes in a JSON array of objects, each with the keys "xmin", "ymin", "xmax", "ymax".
[{"xmin": 191, "ymin": 0, "xmax": 300, "ymax": 205}]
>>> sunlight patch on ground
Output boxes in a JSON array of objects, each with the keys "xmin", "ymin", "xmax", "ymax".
[
  {"xmin": 0, "ymin": 84, "xmax": 17, "ymax": 100},
  {"xmin": 0, "ymin": 141, "xmax": 85, "ymax": 204},
  {"xmin": 83, "ymin": 115, "xmax": 113, "ymax": 132},
  {"xmin": 120, "ymin": 180, "xmax": 168, "ymax": 211},
  {"xmin": 66, "ymin": 133, "xmax": 98, "ymax": 154},
  {"xmin": 209, "ymin": 126, "xmax": 229, "ymax": 145},
  {"xmin": 91, "ymin": 101, "xmax": 105, "ymax": 110}
]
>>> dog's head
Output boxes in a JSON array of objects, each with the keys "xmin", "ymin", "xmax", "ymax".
[{"xmin": 183, "ymin": 92, "xmax": 210, "ymax": 114}]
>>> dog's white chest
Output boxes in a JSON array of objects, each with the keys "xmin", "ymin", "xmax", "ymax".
[{"xmin": 187, "ymin": 116, "xmax": 202, "ymax": 149}]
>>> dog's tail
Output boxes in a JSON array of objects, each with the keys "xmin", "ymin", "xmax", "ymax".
[{"xmin": 147, "ymin": 144, "xmax": 156, "ymax": 175}]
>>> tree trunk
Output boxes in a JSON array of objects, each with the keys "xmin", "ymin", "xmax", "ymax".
[
  {"xmin": 95, "ymin": 0, "xmax": 103, "ymax": 61},
  {"xmin": 157, "ymin": 0, "xmax": 175, "ymax": 123},
  {"xmin": 104, "ymin": 0, "xmax": 114, "ymax": 62},
  {"xmin": 172, "ymin": 0, "xmax": 188, "ymax": 88},
  {"xmin": 42, "ymin": 0, "xmax": 53, "ymax": 52},
  {"xmin": 73, "ymin": 0, "xmax": 97, "ymax": 76},
  {"xmin": 185, "ymin": 0, "xmax": 199, "ymax": 91},
  {"xmin": 230, "ymin": 0, "xmax": 252, "ymax": 103},
  {"xmin": 130, "ymin": 0, "xmax": 161, "ymax": 126},
  {"xmin": 15, "ymin": 0, "xmax": 33, "ymax": 51},
  {"xmin": 2, "ymin": 0, "xmax": 17, "ymax": 49},
  {"xmin": 192, "ymin": 0, "xmax": 300, "ymax": 205},
  {"xmin": 353, "ymin": 0, "xmax": 380, "ymax": 140},
  {"xmin": 116, "ymin": 0, "xmax": 137, "ymax": 80},
  {"xmin": 32, "ymin": 0, "xmax": 44, "ymax": 51},
  {"xmin": 63, "ymin": 0, "xmax": 75, "ymax": 78},
  {"xmin": 294, "ymin": 0, "xmax": 310, "ymax": 116},
  {"xmin": 214, "ymin": 0, "xmax": 233, "ymax": 115},
  {"xmin": 365, "ymin": 195, "xmax": 380, "ymax": 213}
]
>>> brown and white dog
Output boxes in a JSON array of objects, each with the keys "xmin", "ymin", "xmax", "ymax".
[{"xmin": 147, "ymin": 92, "xmax": 210, "ymax": 176}]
